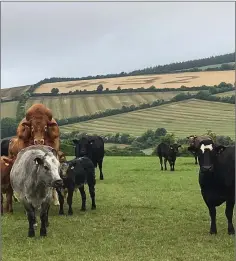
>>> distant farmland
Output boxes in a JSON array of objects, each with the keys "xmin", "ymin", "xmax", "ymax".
[
  {"xmin": 60, "ymin": 99, "xmax": 234, "ymax": 138},
  {"xmin": 1, "ymin": 101, "xmax": 19, "ymax": 119},
  {"xmin": 25, "ymin": 91, "xmax": 197, "ymax": 119},
  {"xmin": 213, "ymin": 90, "xmax": 235, "ymax": 97},
  {"xmin": 34, "ymin": 71, "xmax": 234, "ymax": 93}
]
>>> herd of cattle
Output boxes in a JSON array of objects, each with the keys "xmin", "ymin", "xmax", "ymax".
[{"xmin": 0, "ymin": 103, "xmax": 235, "ymax": 238}]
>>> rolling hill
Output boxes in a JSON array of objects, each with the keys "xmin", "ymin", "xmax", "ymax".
[
  {"xmin": 34, "ymin": 71, "xmax": 234, "ymax": 93},
  {"xmin": 25, "ymin": 91, "xmax": 197, "ymax": 120},
  {"xmin": 59, "ymin": 99, "xmax": 234, "ymax": 138},
  {"xmin": 1, "ymin": 85, "xmax": 30, "ymax": 100}
]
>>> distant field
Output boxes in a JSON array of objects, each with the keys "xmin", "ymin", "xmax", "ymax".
[
  {"xmin": 213, "ymin": 91, "xmax": 235, "ymax": 97},
  {"xmin": 60, "ymin": 99, "xmax": 234, "ymax": 138},
  {"xmin": 1, "ymin": 85, "xmax": 30, "ymax": 99},
  {"xmin": 1, "ymin": 101, "xmax": 19, "ymax": 119},
  {"xmin": 105, "ymin": 143, "xmax": 130, "ymax": 149},
  {"xmin": 25, "ymin": 91, "xmax": 196, "ymax": 119},
  {"xmin": 198, "ymin": 62, "xmax": 235, "ymax": 70},
  {"xmin": 34, "ymin": 71, "xmax": 234, "ymax": 93}
]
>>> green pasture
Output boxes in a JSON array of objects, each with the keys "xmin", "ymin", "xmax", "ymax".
[
  {"xmin": 25, "ymin": 91, "xmax": 196, "ymax": 120},
  {"xmin": 60, "ymin": 99, "xmax": 235, "ymax": 138},
  {"xmin": 1, "ymin": 157, "xmax": 234, "ymax": 261}
]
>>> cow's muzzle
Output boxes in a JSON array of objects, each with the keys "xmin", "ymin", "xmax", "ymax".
[
  {"xmin": 34, "ymin": 139, "xmax": 45, "ymax": 145},
  {"xmin": 200, "ymin": 165, "xmax": 213, "ymax": 172},
  {"xmin": 52, "ymin": 179, "xmax": 63, "ymax": 188}
]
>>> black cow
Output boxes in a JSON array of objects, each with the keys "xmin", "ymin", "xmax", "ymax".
[
  {"xmin": 156, "ymin": 143, "xmax": 181, "ymax": 171},
  {"xmin": 197, "ymin": 139, "xmax": 235, "ymax": 235},
  {"xmin": 72, "ymin": 135, "xmax": 105, "ymax": 180},
  {"xmin": 57, "ymin": 156, "xmax": 96, "ymax": 215},
  {"xmin": 1, "ymin": 138, "xmax": 11, "ymax": 156}
]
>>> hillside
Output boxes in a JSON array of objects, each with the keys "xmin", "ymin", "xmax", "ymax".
[
  {"xmin": 59, "ymin": 99, "xmax": 234, "ymax": 138},
  {"xmin": 25, "ymin": 91, "xmax": 197, "ymax": 120},
  {"xmin": 213, "ymin": 90, "xmax": 235, "ymax": 97},
  {"xmin": 1, "ymin": 85, "xmax": 30, "ymax": 100},
  {"xmin": 34, "ymin": 71, "xmax": 234, "ymax": 93}
]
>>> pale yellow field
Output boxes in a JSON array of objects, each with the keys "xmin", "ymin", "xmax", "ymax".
[
  {"xmin": 34, "ymin": 71, "xmax": 234, "ymax": 93},
  {"xmin": 1, "ymin": 101, "xmax": 19, "ymax": 119},
  {"xmin": 1, "ymin": 85, "xmax": 30, "ymax": 99}
]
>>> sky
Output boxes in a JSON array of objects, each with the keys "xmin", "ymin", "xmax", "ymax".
[{"xmin": 1, "ymin": 1, "xmax": 235, "ymax": 89}]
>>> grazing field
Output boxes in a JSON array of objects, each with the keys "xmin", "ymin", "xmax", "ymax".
[
  {"xmin": 1, "ymin": 101, "xmax": 19, "ymax": 119},
  {"xmin": 34, "ymin": 71, "xmax": 234, "ymax": 93},
  {"xmin": 213, "ymin": 90, "xmax": 235, "ymax": 97},
  {"xmin": 1, "ymin": 157, "xmax": 234, "ymax": 261},
  {"xmin": 104, "ymin": 143, "xmax": 130, "ymax": 149},
  {"xmin": 25, "ymin": 91, "xmax": 196, "ymax": 119},
  {"xmin": 1, "ymin": 85, "xmax": 30, "ymax": 99},
  {"xmin": 60, "ymin": 99, "xmax": 235, "ymax": 138}
]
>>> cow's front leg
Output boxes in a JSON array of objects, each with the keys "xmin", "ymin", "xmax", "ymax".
[
  {"xmin": 1, "ymin": 193, "xmax": 3, "ymax": 215},
  {"xmin": 98, "ymin": 160, "xmax": 104, "ymax": 180},
  {"xmin": 164, "ymin": 158, "xmax": 167, "ymax": 171},
  {"xmin": 56, "ymin": 188, "xmax": 65, "ymax": 215},
  {"xmin": 225, "ymin": 199, "xmax": 235, "ymax": 235},
  {"xmin": 67, "ymin": 187, "xmax": 74, "ymax": 215},
  {"xmin": 40, "ymin": 202, "xmax": 50, "ymax": 237},
  {"xmin": 195, "ymin": 155, "xmax": 198, "ymax": 165},
  {"xmin": 6, "ymin": 186, "xmax": 13, "ymax": 213},
  {"xmin": 207, "ymin": 205, "xmax": 217, "ymax": 234},
  {"xmin": 78, "ymin": 185, "xmax": 86, "ymax": 211},
  {"xmin": 23, "ymin": 200, "xmax": 36, "ymax": 237},
  {"xmin": 88, "ymin": 183, "xmax": 96, "ymax": 210},
  {"xmin": 159, "ymin": 156, "xmax": 163, "ymax": 171}
]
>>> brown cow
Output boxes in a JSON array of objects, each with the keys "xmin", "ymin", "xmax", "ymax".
[
  {"xmin": 8, "ymin": 103, "xmax": 61, "ymax": 205},
  {"xmin": 1, "ymin": 156, "xmax": 15, "ymax": 214},
  {"xmin": 187, "ymin": 135, "xmax": 213, "ymax": 164}
]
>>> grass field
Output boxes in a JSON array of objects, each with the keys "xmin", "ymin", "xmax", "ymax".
[
  {"xmin": 213, "ymin": 91, "xmax": 235, "ymax": 97},
  {"xmin": 60, "ymin": 99, "xmax": 235, "ymax": 138},
  {"xmin": 1, "ymin": 85, "xmax": 30, "ymax": 99},
  {"xmin": 25, "ymin": 91, "xmax": 196, "ymax": 119},
  {"xmin": 1, "ymin": 157, "xmax": 234, "ymax": 261},
  {"xmin": 34, "ymin": 71, "xmax": 234, "ymax": 93},
  {"xmin": 1, "ymin": 101, "xmax": 19, "ymax": 119}
]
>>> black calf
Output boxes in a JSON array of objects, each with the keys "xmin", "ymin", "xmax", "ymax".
[{"xmin": 57, "ymin": 156, "xmax": 96, "ymax": 215}]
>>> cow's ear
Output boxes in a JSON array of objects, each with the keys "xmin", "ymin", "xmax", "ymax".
[
  {"xmin": 215, "ymin": 145, "xmax": 226, "ymax": 154},
  {"xmin": 34, "ymin": 156, "xmax": 44, "ymax": 165},
  {"xmin": 72, "ymin": 139, "xmax": 78, "ymax": 144}
]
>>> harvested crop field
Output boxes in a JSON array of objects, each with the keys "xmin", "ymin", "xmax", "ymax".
[
  {"xmin": 60, "ymin": 99, "xmax": 235, "ymax": 138},
  {"xmin": 34, "ymin": 71, "xmax": 234, "ymax": 93},
  {"xmin": 1, "ymin": 101, "xmax": 19, "ymax": 119},
  {"xmin": 25, "ymin": 91, "xmax": 196, "ymax": 119}
]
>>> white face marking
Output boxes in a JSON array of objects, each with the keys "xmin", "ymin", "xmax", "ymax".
[
  {"xmin": 44, "ymin": 153, "xmax": 61, "ymax": 181},
  {"xmin": 200, "ymin": 144, "xmax": 213, "ymax": 153}
]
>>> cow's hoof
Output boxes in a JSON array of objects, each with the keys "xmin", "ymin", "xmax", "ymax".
[
  {"xmin": 68, "ymin": 210, "xmax": 73, "ymax": 216},
  {"xmin": 59, "ymin": 210, "xmax": 64, "ymax": 215},
  {"xmin": 28, "ymin": 229, "xmax": 35, "ymax": 237},
  {"xmin": 100, "ymin": 177, "xmax": 104, "ymax": 180},
  {"xmin": 91, "ymin": 205, "xmax": 96, "ymax": 210},
  {"xmin": 210, "ymin": 230, "xmax": 217, "ymax": 235},
  {"xmin": 228, "ymin": 228, "xmax": 235, "ymax": 235},
  {"xmin": 40, "ymin": 229, "xmax": 47, "ymax": 237},
  {"xmin": 80, "ymin": 207, "xmax": 86, "ymax": 212}
]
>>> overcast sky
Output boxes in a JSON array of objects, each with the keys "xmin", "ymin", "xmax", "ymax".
[{"xmin": 1, "ymin": 2, "xmax": 235, "ymax": 89}]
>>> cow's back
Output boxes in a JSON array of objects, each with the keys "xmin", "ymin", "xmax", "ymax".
[{"xmin": 157, "ymin": 143, "xmax": 169, "ymax": 157}]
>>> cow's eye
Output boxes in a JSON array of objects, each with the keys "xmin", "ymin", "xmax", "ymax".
[{"xmin": 44, "ymin": 165, "xmax": 49, "ymax": 170}]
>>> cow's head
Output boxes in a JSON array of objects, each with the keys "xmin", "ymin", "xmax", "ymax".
[
  {"xmin": 21, "ymin": 104, "xmax": 58, "ymax": 145},
  {"xmin": 169, "ymin": 144, "xmax": 182, "ymax": 154},
  {"xmin": 73, "ymin": 137, "xmax": 93, "ymax": 158},
  {"xmin": 197, "ymin": 140, "xmax": 226, "ymax": 173},
  {"xmin": 33, "ymin": 151, "xmax": 63, "ymax": 188},
  {"xmin": 186, "ymin": 135, "xmax": 197, "ymax": 147}
]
